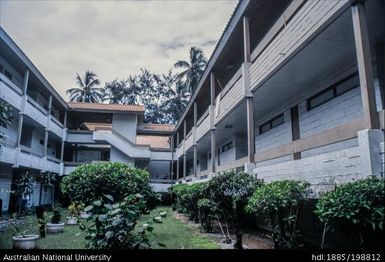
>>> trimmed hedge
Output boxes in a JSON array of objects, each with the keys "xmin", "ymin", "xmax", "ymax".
[{"xmin": 60, "ymin": 162, "xmax": 156, "ymax": 206}]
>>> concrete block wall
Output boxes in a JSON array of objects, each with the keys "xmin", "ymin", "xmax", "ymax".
[
  {"xmin": 255, "ymin": 110, "xmax": 292, "ymax": 153},
  {"xmin": 254, "ymin": 146, "xmax": 363, "ymax": 197},
  {"xmin": 299, "ymin": 86, "xmax": 362, "ymax": 139},
  {"xmin": 253, "ymin": 129, "xmax": 385, "ymax": 197}
]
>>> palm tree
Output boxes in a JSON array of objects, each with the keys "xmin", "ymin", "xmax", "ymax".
[
  {"xmin": 67, "ymin": 70, "xmax": 104, "ymax": 103},
  {"xmin": 174, "ymin": 46, "xmax": 207, "ymax": 95}
]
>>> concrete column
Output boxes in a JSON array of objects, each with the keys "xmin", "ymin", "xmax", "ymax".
[
  {"xmin": 243, "ymin": 16, "xmax": 255, "ymax": 163},
  {"xmin": 358, "ymin": 129, "xmax": 384, "ymax": 176},
  {"xmin": 43, "ymin": 95, "xmax": 52, "ymax": 157},
  {"xmin": 60, "ymin": 111, "xmax": 67, "ymax": 162},
  {"xmin": 16, "ymin": 70, "xmax": 29, "ymax": 147},
  {"xmin": 183, "ymin": 153, "xmax": 187, "ymax": 180},
  {"xmin": 170, "ymin": 136, "xmax": 174, "ymax": 180},
  {"xmin": 176, "ymin": 132, "xmax": 180, "ymax": 180},
  {"xmin": 183, "ymin": 120, "xmax": 187, "ymax": 179},
  {"xmin": 351, "ymin": 1, "xmax": 379, "ymax": 129},
  {"xmin": 210, "ymin": 72, "xmax": 216, "ymax": 173},
  {"xmin": 290, "ymin": 105, "xmax": 301, "ymax": 160},
  {"xmin": 193, "ymin": 102, "xmax": 198, "ymax": 177},
  {"xmin": 375, "ymin": 42, "xmax": 384, "ymax": 110}
]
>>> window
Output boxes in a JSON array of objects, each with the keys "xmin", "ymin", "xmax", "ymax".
[
  {"xmin": 222, "ymin": 141, "xmax": 233, "ymax": 152},
  {"xmin": 307, "ymin": 73, "xmax": 359, "ymax": 110},
  {"xmin": 259, "ymin": 114, "xmax": 284, "ymax": 134},
  {"xmin": 0, "ymin": 64, "xmax": 3, "ymax": 73},
  {"xmin": 39, "ymin": 139, "xmax": 44, "ymax": 145},
  {"xmin": 208, "ymin": 153, "xmax": 211, "ymax": 159}
]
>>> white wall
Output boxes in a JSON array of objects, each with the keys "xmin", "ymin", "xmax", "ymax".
[
  {"xmin": 299, "ymin": 86, "xmax": 362, "ymax": 138},
  {"xmin": 112, "ymin": 113, "xmax": 137, "ymax": 142},
  {"xmin": 255, "ymin": 111, "xmax": 292, "ymax": 153},
  {"xmin": 110, "ymin": 146, "xmax": 134, "ymax": 165}
]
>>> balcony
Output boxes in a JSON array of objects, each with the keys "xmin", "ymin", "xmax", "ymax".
[
  {"xmin": 249, "ymin": 0, "xmax": 348, "ymax": 92},
  {"xmin": 196, "ymin": 108, "xmax": 209, "ymax": 142},
  {"xmin": 49, "ymin": 115, "xmax": 64, "ymax": 138},
  {"xmin": 18, "ymin": 146, "xmax": 44, "ymax": 170},
  {"xmin": 66, "ymin": 130, "xmax": 94, "ymax": 143},
  {"xmin": 214, "ymin": 66, "xmax": 244, "ymax": 124},
  {"xmin": 25, "ymin": 96, "xmax": 48, "ymax": 127},
  {"xmin": 185, "ymin": 130, "xmax": 193, "ymax": 150},
  {"xmin": 45, "ymin": 156, "xmax": 61, "ymax": 173},
  {"xmin": 0, "ymin": 73, "xmax": 23, "ymax": 110}
]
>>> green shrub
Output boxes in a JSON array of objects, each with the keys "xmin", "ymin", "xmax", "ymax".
[
  {"xmin": 170, "ymin": 182, "xmax": 208, "ymax": 222},
  {"xmin": 246, "ymin": 180, "xmax": 311, "ymax": 249},
  {"xmin": 315, "ymin": 177, "xmax": 384, "ymax": 246},
  {"xmin": 197, "ymin": 198, "xmax": 220, "ymax": 232},
  {"xmin": 60, "ymin": 162, "xmax": 156, "ymax": 206},
  {"xmin": 80, "ymin": 194, "xmax": 165, "ymax": 249},
  {"xmin": 207, "ymin": 169, "xmax": 262, "ymax": 249}
]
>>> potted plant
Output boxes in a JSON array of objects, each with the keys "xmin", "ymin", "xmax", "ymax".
[
  {"xmin": 9, "ymin": 214, "xmax": 39, "ymax": 249},
  {"xmin": 47, "ymin": 204, "xmax": 64, "ymax": 233},
  {"xmin": 66, "ymin": 202, "xmax": 80, "ymax": 225},
  {"xmin": 79, "ymin": 203, "xmax": 92, "ymax": 219}
]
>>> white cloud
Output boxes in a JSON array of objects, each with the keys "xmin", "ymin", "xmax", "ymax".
[{"xmin": 0, "ymin": 0, "xmax": 238, "ymax": 100}]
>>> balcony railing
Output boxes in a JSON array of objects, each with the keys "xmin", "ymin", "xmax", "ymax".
[
  {"xmin": 214, "ymin": 66, "xmax": 244, "ymax": 123},
  {"xmin": 0, "ymin": 74, "xmax": 23, "ymax": 110},
  {"xmin": 196, "ymin": 108, "xmax": 210, "ymax": 142}
]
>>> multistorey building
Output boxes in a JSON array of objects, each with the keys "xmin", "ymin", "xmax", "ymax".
[
  {"xmin": 1, "ymin": 0, "xmax": 384, "ymax": 214},
  {"xmin": 171, "ymin": 0, "xmax": 384, "ymax": 196}
]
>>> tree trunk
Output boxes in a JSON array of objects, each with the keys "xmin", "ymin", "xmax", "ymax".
[{"xmin": 234, "ymin": 225, "xmax": 243, "ymax": 249}]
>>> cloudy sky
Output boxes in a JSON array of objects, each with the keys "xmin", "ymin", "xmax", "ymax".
[{"xmin": 0, "ymin": 0, "xmax": 238, "ymax": 100}]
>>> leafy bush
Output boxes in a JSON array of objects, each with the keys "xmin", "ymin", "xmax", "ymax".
[
  {"xmin": 207, "ymin": 169, "xmax": 262, "ymax": 249},
  {"xmin": 80, "ymin": 194, "xmax": 165, "ymax": 249},
  {"xmin": 60, "ymin": 162, "xmax": 156, "ymax": 206},
  {"xmin": 170, "ymin": 182, "xmax": 208, "ymax": 222},
  {"xmin": 315, "ymin": 177, "xmax": 384, "ymax": 246},
  {"xmin": 197, "ymin": 198, "xmax": 220, "ymax": 232},
  {"xmin": 51, "ymin": 204, "xmax": 62, "ymax": 224},
  {"xmin": 246, "ymin": 180, "xmax": 311, "ymax": 249},
  {"xmin": 0, "ymin": 101, "xmax": 13, "ymax": 148}
]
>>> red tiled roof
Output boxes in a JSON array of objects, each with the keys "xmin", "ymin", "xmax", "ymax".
[
  {"xmin": 137, "ymin": 123, "xmax": 175, "ymax": 132},
  {"xmin": 82, "ymin": 122, "xmax": 112, "ymax": 131},
  {"xmin": 68, "ymin": 102, "xmax": 144, "ymax": 113},
  {"xmin": 136, "ymin": 135, "xmax": 170, "ymax": 149}
]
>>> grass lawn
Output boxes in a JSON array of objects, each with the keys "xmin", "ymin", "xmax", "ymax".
[
  {"xmin": 0, "ymin": 206, "xmax": 219, "ymax": 249},
  {"xmin": 138, "ymin": 207, "xmax": 219, "ymax": 249}
]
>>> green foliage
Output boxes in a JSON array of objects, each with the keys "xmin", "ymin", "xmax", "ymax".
[
  {"xmin": 68, "ymin": 202, "xmax": 81, "ymax": 217},
  {"xmin": 315, "ymin": 177, "xmax": 384, "ymax": 232},
  {"xmin": 15, "ymin": 171, "xmax": 35, "ymax": 198},
  {"xmin": 197, "ymin": 198, "xmax": 220, "ymax": 232},
  {"xmin": 0, "ymin": 101, "xmax": 13, "ymax": 147},
  {"xmin": 207, "ymin": 170, "xmax": 262, "ymax": 249},
  {"xmin": 246, "ymin": 180, "xmax": 311, "ymax": 249},
  {"xmin": 170, "ymin": 182, "xmax": 208, "ymax": 222},
  {"xmin": 51, "ymin": 204, "xmax": 62, "ymax": 224},
  {"xmin": 60, "ymin": 162, "xmax": 156, "ymax": 206},
  {"xmin": 8, "ymin": 214, "xmax": 36, "ymax": 238},
  {"xmin": 39, "ymin": 172, "xmax": 56, "ymax": 192},
  {"xmin": 80, "ymin": 194, "xmax": 165, "ymax": 249}
]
